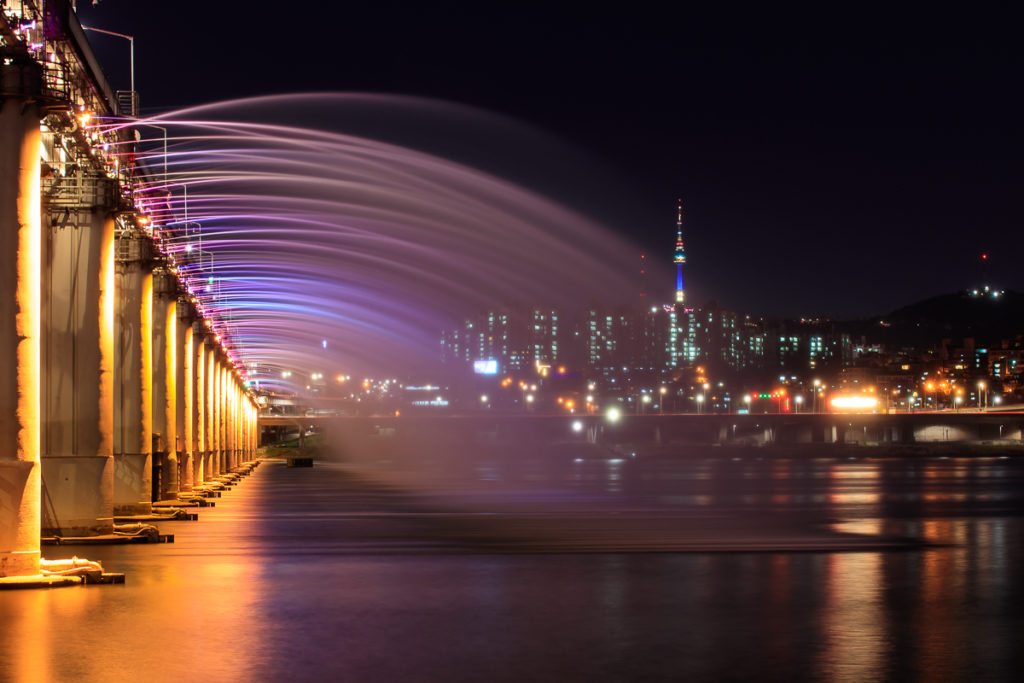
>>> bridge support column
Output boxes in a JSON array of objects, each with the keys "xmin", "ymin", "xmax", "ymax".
[
  {"xmin": 224, "ymin": 362, "xmax": 232, "ymax": 468},
  {"xmin": 224, "ymin": 380, "xmax": 233, "ymax": 471},
  {"xmin": 244, "ymin": 398, "xmax": 254, "ymax": 460},
  {"xmin": 231, "ymin": 382, "xmax": 241, "ymax": 470},
  {"xmin": 204, "ymin": 336, "xmax": 217, "ymax": 478},
  {"xmin": 717, "ymin": 423, "xmax": 730, "ymax": 445},
  {"xmin": 251, "ymin": 402, "xmax": 259, "ymax": 457},
  {"xmin": 0, "ymin": 83, "xmax": 42, "ymax": 576},
  {"xmin": 39, "ymin": 175, "xmax": 117, "ymax": 537},
  {"xmin": 812, "ymin": 422, "xmax": 825, "ymax": 443},
  {"xmin": 240, "ymin": 398, "xmax": 248, "ymax": 462},
  {"xmin": 151, "ymin": 269, "xmax": 178, "ymax": 501},
  {"xmin": 113, "ymin": 235, "xmax": 154, "ymax": 515},
  {"xmin": 215, "ymin": 357, "xmax": 226, "ymax": 473},
  {"xmin": 176, "ymin": 299, "xmax": 195, "ymax": 490},
  {"xmin": 191, "ymin": 322, "xmax": 208, "ymax": 485}
]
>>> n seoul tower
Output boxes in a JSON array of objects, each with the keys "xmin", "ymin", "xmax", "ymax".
[{"xmin": 674, "ymin": 199, "xmax": 686, "ymax": 304}]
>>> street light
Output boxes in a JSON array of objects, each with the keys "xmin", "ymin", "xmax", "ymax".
[
  {"xmin": 696, "ymin": 394, "xmax": 705, "ymax": 414},
  {"xmin": 659, "ymin": 385, "xmax": 667, "ymax": 414},
  {"xmin": 743, "ymin": 394, "xmax": 751, "ymax": 413},
  {"xmin": 794, "ymin": 395, "xmax": 803, "ymax": 413},
  {"xmin": 82, "ymin": 26, "xmax": 136, "ymax": 115},
  {"xmin": 978, "ymin": 380, "xmax": 987, "ymax": 410}
]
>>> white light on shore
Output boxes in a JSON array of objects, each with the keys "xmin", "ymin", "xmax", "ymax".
[{"xmin": 831, "ymin": 396, "xmax": 878, "ymax": 411}]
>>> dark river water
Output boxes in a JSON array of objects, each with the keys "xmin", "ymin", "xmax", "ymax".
[{"xmin": 4, "ymin": 451, "xmax": 1024, "ymax": 681}]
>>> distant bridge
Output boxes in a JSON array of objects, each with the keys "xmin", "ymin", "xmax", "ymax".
[{"xmin": 260, "ymin": 410, "xmax": 1024, "ymax": 448}]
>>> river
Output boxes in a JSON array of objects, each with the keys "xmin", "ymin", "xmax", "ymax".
[{"xmin": 3, "ymin": 452, "xmax": 1024, "ymax": 681}]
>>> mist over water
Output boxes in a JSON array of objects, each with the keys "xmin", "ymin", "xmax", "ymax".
[{"xmin": 116, "ymin": 94, "xmax": 656, "ymax": 386}]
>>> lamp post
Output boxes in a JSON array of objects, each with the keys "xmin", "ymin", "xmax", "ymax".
[
  {"xmin": 978, "ymin": 380, "xmax": 987, "ymax": 411},
  {"xmin": 696, "ymin": 393, "xmax": 704, "ymax": 415},
  {"xmin": 794, "ymin": 395, "xmax": 803, "ymax": 414},
  {"xmin": 743, "ymin": 394, "xmax": 751, "ymax": 414},
  {"xmin": 659, "ymin": 385, "xmax": 667, "ymax": 414},
  {"xmin": 82, "ymin": 26, "xmax": 136, "ymax": 115}
]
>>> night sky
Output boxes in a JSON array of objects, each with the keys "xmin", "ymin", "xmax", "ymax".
[{"xmin": 74, "ymin": 1, "xmax": 1024, "ymax": 319}]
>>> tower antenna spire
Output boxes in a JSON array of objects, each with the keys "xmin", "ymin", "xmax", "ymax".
[{"xmin": 674, "ymin": 198, "xmax": 686, "ymax": 304}]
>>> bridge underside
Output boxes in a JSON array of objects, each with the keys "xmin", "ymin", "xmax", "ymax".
[{"xmin": 1, "ymin": 3, "xmax": 258, "ymax": 579}]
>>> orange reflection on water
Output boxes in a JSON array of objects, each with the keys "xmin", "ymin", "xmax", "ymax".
[
  {"xmin": 0, "ymin": 505, "xmax": 271, "ymax": 680},
  {"xmin": 916, "ymin": 527, "xmax": 969, "ymax": 676},
  {"xmin": 817, "ymin": 552, "xmax": 887, "ymax": 680},
  {"xmin": 825, "ymin": 462, "xmax": 882, "ymax": 514}
]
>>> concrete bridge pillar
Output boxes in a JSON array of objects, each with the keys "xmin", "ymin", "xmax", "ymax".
[
  {"xmin": 204, "ymin": 339, "xmax": 217, "ymax": 478},
  {"xmin": 191, "ymin": 322, "xmax": 208, "ymax": 485},
  {"xmin": 0, "ymin": 78, "xmax": 43, "ymax": 576},
  {"xmin": 232, "ymin": 381, "xmax": 241, "ymax": 469},
  {"xmin": 241, "ymin": 399, "xmax": 248, "ymax": 461},
  {"xmin": 235, "ymin": 394, "xmax": 243, "ymax": 463},
  {"xmin": 222, "ymin": 362, "xmax": 233, "ymax": 470},
  {"xmin": 39, "ymin": 176, "xmax": 116, "ymax": 537},
  {"xmin": 176, "ymin": 299, "xmax": 195, "ymax": 490},
  {"xmin": 151, "ymin": 269, "xmax": 178, "ymax": 501},
  {"xmin": 224, "ymin": 364, "xmax": 232, "ymax": 467},
  {"xmin": 244, "ymin": 393, "xmax": 253, "ymax": 460},
  {"xmin": 717, "ymin": 423, "xmax": 730, "ymax": 445},
  {"xmin": 812, "ymin": 421, "xmax": 826, "ymax": 443},
  {"xmin": 113, "ymin": 234, "xmax": 155, "ymax": 515},
  {"xmin": 215, "ymin": 358, "xmax": 226, "ymax": 473},
  {"xmin": 221, "ymin": 365, "xmax": 232, "ymax": 472},
  {"xmin": 224, "ymin": 381, "xmax": 233, "ymax": 471}
]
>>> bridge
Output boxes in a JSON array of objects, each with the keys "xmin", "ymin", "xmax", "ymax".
[
  {"xmin": 263, "ymin": 410, "xmax": 1024, "ymax": 451},
  {"xmin": 1, "ymin": 2, "xmax": 257, "ymax": 580}
]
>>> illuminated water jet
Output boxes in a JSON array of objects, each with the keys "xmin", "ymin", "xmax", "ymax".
[{"xmin": 107, "ymin": 95, "xmax": 663, "ymax": 389}]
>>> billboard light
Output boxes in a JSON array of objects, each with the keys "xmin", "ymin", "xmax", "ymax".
[{"xmin": 473, "ymin": 359, "xmax": 499, "ymax": 375}]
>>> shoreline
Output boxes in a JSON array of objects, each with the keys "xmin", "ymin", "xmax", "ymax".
[{"xmin": 603, "ymin": 441, "xmax": 1024, "ymax": 460}]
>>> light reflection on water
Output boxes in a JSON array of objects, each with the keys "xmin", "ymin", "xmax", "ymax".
[
  {"xmin": 818, "ymin": 553, "xmax": 886, "ymax": 681},
  {"xmin": 3, "ymin": 454, "xmax": 1024, "ymax": 680}
]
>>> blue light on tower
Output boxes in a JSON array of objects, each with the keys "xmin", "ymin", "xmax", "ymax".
[{"xmin": 674, "ymin": 199, "xmax": 686, "ymax": 304}]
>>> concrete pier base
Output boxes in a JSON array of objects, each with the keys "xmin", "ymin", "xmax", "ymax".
[
  {"xmin": 40, "ymin": 455, "xmax": 113, "ymax": 537},
  {"xmin": 0, "ymin": 461, "xmax": 40, "ymax": 577},
  {"xmin": 177, "ymin": 449, "xmax": 193, "ymax": 492},
  {"xmin": 113, "ymin": 453, "xmax": 152, "ymax": 516}
]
